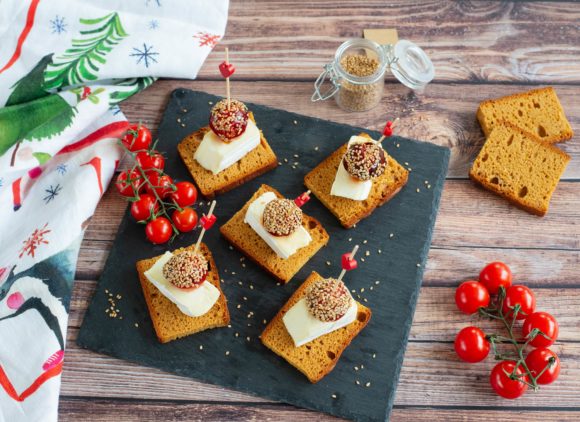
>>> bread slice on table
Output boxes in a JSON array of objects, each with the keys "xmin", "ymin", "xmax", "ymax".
[
  {"xmin": 261, "ymin": 271, "xmax": 371, "ymax": 383},
  {"xmin": 304, "ymin": 133, "xmax": 409, "ymax": 228},
  {"xmin": 477, "ymin": 87, "xmax": 573, "ymax": 143},
  {"xmin": 136, "ymin": 243, "xmax": 230, "ymax": 343},
  {"xmin": 177, "ymin": 113, "xmax": 278, "ymax": 199},
  {"xmin": 469, "ymin": 123, "xmax": 570, "ymax": 216},
  {"xmin": 220, "ymin": 184, "xmax": 329, "ymax": 283}
]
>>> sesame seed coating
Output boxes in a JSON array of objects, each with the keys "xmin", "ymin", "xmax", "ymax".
[
  {"xmin": 343, "ymin": 142, "xmax": 387, "ymax": 181},
  {"xmin": 306, "ymin": 278, "xmax": 352, "ymax": 322},
  {"xmin": 209, "ymin": 99, "xmax": 249, "ymax": 142},
  {"xmin": 262, "ymin": 198, "xmax": 302, "ymax": 236},
  {"xmin": 163, "ymin": 251, "xmax": 208, "ymax": 289}
]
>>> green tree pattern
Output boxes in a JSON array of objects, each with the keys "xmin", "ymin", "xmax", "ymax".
[{"xmin": 44, "ymin": 13, "xmax": 128, "ymax": 91}]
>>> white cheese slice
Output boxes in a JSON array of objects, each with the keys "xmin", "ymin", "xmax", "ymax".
[
  {"xmin": 282, "ymin": 298, "xmax": 358, "ymax": 347},
  {"xmin": 194, "ymin": 119, "xmax": 261, "ymax": 174},
  {"xmin": 243, "ymin": 192, "xmax": 312, "ymax": 259},
  {"xmin": 144, "ymin": 251, "xmax": 220, "ymax": 317},
  {"xmin": 330, "ymin": 135, "xmax": 375, "ymax": 200}
]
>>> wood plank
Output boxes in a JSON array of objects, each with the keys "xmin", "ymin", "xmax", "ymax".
[
  {"xmin": 61, "ymin": 335, "xmax": 580, "ymax": 407},
  {"xmin": 119, "ymin": 80, "xmax": 580, "ymax": 179},
  {"xmin": 59, "ymin": 398, "xmax": 580, "ymax": 421},
  {"xmin": 68, "ymin": 279, "xmax": 580, "ymax": 341},
  {"xmin": 76, "ymin": 179, "xmax": 580, "ymax": 282},
  {"xmin": 192, "ymin": 1, "xmax": 580, "ymax": 84}
]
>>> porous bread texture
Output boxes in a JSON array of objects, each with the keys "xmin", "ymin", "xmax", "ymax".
[
  {"xmin": 177, "ymin": 112, "xmax": 278, "ymax": 199},
  {"xmin": 476, "ymin": 87, "xmax": 573, "ymax": 144},
  {"xmin": 304, "ymin": 133, "xmax": 409, "ymax": 228},
  {"xmin": 136, "ymin": 243, "xmax": 230, "ymax": 343},
  {"xmin": 261, "ymin": 271, "xmax": 371, "ymax": 383},
  {"xmin": 469, "ymin": 123, "xmax": 570, "ymax": 216},
  {"xmin": 219, "ymin": 184, "xmax": 329, "ymax": 283}
]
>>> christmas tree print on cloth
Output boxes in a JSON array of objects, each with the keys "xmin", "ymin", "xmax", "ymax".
[{"xmin": 44, "ymin": 12, "xmax": 128, "ymax": 90}]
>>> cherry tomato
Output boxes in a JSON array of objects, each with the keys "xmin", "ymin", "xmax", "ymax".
[
  {"xmin": 171, "ymin": 207, "xmax": 198, "ymax": 232},
  {"xmin": 145, "ymin": 217, "xmax": 173, "ymax": 244},
  {"xmin": 525, "ymin": 347, "xmax": 560, "ymax": 385},
  {"xmin": 502, "ymin": 285, "xmax": 536, "ymax": 320},
  {"xmin": 115, "ymin": 169, "xmax": 143, "ymax": 197},
  {"xmin": 455, "ymin": 280, "xmax": 490, "ymax": 314},
  {"xmin": 146, "ymin": 172, "xmax": 174, "ymax": 198},
  {"xmin": 136, "ymin": 150, "xmax": 165, "ymax": 171},
  {"xmin": 121, "ymin": 124, "xmax": 152, "ymax": 152},
  {"xmin": 490, "ymin": 361, "xmax": 528, "ymax": 399},
  {"xmin": 130, "ymin": 194, "xmax": 158, "ymax": 222},
  {"xmin": 522, "ymin": 312, "xmax": 559, "ymax": 347},
  {"xmin": 479, "ymin": 262, "xmax": 512, "ymax": 294},
  {"xmin": 454, "ymin": 326, "xmax": 490, "ymax": 363},
  {"xmin": 170, "ymin": 181, "xmax": 198, "ymax": 207}
]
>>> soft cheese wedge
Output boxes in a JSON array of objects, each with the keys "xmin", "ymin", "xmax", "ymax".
[
  {"xmin": 282, "ymin": 298, "xmax": 358, "ymax": 347},
  {"xmin": 244, "ymin": 191, "xmax": 312, "ymax": 259},
  {"xmin": 194, "ymin": 119, "xmax": 261, "ymax": 174},
  {"xmin": 330, "ymin": 135, "xmax": 374, "ymax": 200},
  {"xmin": 144, "ymin": 251, "xmax": 220, "ymax": 317}
]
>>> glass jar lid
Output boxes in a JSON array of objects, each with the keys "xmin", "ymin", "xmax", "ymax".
[{"xmin": 389, "ymin": 39, "xmax": 435, "ymax": 90}]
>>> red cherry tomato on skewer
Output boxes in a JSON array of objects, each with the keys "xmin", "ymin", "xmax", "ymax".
[
  {"xmin": 479, "ymin": 262, "xmax": 512, "ymax": 294},
  {"xmin": 455, "ymin": 280, "xmax": 490, "ymax": 315}
]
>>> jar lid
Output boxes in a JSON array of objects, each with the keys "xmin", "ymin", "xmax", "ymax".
[{"xmin": 390, "ymin": 40, "xmax": 434, "ymax": 90}]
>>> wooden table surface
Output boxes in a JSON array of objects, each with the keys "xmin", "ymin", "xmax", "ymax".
[{"xmin": 60, "ymin": 1, "xmax": 580, "ymax": 421}]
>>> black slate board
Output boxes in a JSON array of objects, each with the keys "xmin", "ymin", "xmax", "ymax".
[{"xmin": 78, "ymin": 89, "xmax": 450, "ymax": 422}]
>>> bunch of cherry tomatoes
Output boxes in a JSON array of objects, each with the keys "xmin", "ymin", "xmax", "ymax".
[
  {"xmin": 115, "ymin": 124, "xmax": 199, "ymax": 244},
  {"xmin": 454, "ymin": 262, "xmax": 561, "ymax": 399}
]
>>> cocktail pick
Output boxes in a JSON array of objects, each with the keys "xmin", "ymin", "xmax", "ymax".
[
  {"xmin": 377, "ymin": 117, "xmax": 399, "ymax": 144},
  {"xmin": 294, "ymin": 190, "xmax": 311, "ymax": 207},
  {"xmin": 195, "ymin": 200, "xmax": 217, "ymax": 252},
  {"xmin": 218, "ymin": 47, "xmax": 236, "ymax": 110},
  {"xmin": 337, "ymin": 245, "xmax": 359, "ymax": 282}
]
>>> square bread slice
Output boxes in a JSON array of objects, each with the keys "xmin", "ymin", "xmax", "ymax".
[
  {"xmin": 261, "ymin": 271, "xmax": 371, "ymax": 383},
  {"xmin": 304, "ymin": 133, "xmax": 409, "ymax": 228},
  {"xmin": 136, "ymin": 243, "xmax": 230, "ymax": 343},
  {"xmin": 219, "ymin": 184, "xmax": 329, "ymax": 283},
  {"xmin": 469, "ymin": 123, "xmax": 570, "ymax": 216},
  {"xmin": 177, "ymin": 112, "xmax": 278, "ymax": 199},
  {"xmin": 477, "ymin": 87, "xmax": 573, "ymax": 143}
]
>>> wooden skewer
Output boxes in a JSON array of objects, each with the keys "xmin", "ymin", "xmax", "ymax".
[
  {"xmin": 225, "ymin": 48, "xmax": 231, "ymax": 110},
  {"xmin": 377, "ymin": 117, "xmax": 400, "ymax": 144},
  {"xmin": 195, "ymin": 200, "xmax": 217, "ymax": 252},
  {"xmin": 337, "ymin": 244, "xmax": 359, "ymax": 282}
]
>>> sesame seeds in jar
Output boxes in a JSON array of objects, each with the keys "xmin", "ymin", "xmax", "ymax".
[{"xmin": 336, "ymin": 54, "xmax": 383, "ymax": 112}]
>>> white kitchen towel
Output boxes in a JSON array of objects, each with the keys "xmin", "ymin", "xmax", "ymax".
[{"xmin": 0, "ymin": 1, "xmax": 229, "ymax": 420}]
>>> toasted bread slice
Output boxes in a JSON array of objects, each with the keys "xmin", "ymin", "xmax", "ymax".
[
  {"xmin": 136, "ymin": 243, "xmax": 230, "ymax": 343},
  {"xmin": 304, "ymin": 133, "xmax": 409, "ymax": 228},
  {"xmin": 261, "ymin": 271, "xmax": 371, "ymax": 383},
  {"xmin": 177, "ymin": 113, "xmax": 278, "ymax": 199},
  {"xmin": 219, "ymin": 184, "xmax": 329, "ymax": 283},
  {"xmin": 477, "ymin": 87, "xmax": 573, "ymax": 143},
  {"xmin": 469, "ymin": 123, "xmax": 570, "ymax": 216}
]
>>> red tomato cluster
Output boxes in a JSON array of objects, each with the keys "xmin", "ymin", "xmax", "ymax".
[
  {"xmin": 114, "ymin": 124, "xmax": 199, "ymax": 244},
  {"xmin": 453, "ymin": 262, "xmax": 561, "ymax": 399}
]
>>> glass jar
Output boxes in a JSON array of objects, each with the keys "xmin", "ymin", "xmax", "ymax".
[{"xmin": 312, "ymin": 38, "xmax": 434, "ymax": 112}]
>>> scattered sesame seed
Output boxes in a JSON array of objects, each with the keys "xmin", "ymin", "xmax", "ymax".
[
  {"xmin": 182, "ymin": 108, "xmax": 188, "ymax": 113},
  {"xmin": 199, "ymin": 345, "xmax": 203, "ymax": 350},
  {"xmin": 378, "ymin": 249, "xmax": 382, "ymax": 254},
  {"xmin": 278, "ymin": 162, "xmax": 282, "ymax": 166},
  {"xmin": 361, "ymin": 365, "xmax": 364, "ymax": 369},
  {"xmin": 356, "ymin": 380, "xmax": 360, "ymax": 385},
  {"xmin": 232, "ymin": 271, "xmax": 236, "ymax": 275},
  {"xmin": 229, "ymin": 246, "xmax": 234, "ymax": 250},
  {"xmin": 389, "ymin": 233, "xmax": 394, "ymax": 238},
  {"xmin": 237, "ymin": 304, "xmax": 241, "ymax": 309},
  {"xmin": 105, "ymin": 289, "xmax": 109, "ymax": 294},
  {"xmin": 351, "ymin": 289, "xmax": 356, "ymax": 293},
  {"xmin": 243, "ymin": 296, "xmax": 248, "ymax": 301},
  {"xmin": 408, "ymin": 167, "xmax": 412, "ymax": 171},
  {"xmin": 238, "ymin": 281, "xmax": 243, "ymax": 286},
  {"xmin": 208, "ymin": 101, "xmax": 213, "ymax": 105},
  {"xmin": 227, "ymin": 324, "xmax": 232, "ymax": 328},
  {"xmin": 326, "ymin": 261, "xmax": 331, "ymax": 266},
  {"xmin": 360, "ymin": 288, "xmax": 365, "ymax": 293},
  {"xmin": 363, "ymin": 240, "xmax": 368, "ymax": 244},
  {"xmin": 404, "ymin": 162, "xmax": 409, "ymax": 166},
  {"xmin": 314, "ymin": 146, "xmax": 319, "ymax": 151},
  {"xmin": 293, "ymin": 120, "xmax": 298, "ymax": 125},
  {"xmin": 225, "ymin": 351, "xmax": 230, "ymax": 356},
  {"xmin": 365, "ymin": 382, "xmax": 371, "ymax": 387},
  {"xmin": 427, "ymin": 184, "xmax": 431, "ymax": 189},
  {"xmin": 396, "ymin": 143, "xmax": 400, "ymax": 148},
  {"xmin": 375, "ymin": 280, "xmax": 380, "ymax": 285},
  {"xmin": 235, "ymin": 332, "xmax": 239, "ymax": 337},
  {"xmin": 284, "ymin": 158, "xmax": 288, "ymax": 163},
  {"xmin": 246, "ymin": 336, "xmax": 251, "ymax": 342},
  {"xmin": 263, "ymin": 319, "xmax": 267, "ymax": 325},
  {"xmin": 293, "ymin": 154, "xmax": 299, "ymax": 158},
  {"xmin": 348, "ymin": 237, "xmax": 352, "ymax": 242},
  {"xmin": 331, "ymin": 394, "xmax": 337, "ymax": 399},
  {"xmin": 416, "ymin": 188, "xmax": 420, "ymax": 193},
  {"xmin": 177, "ymin": 118, "xmax": 182, "ymax": 123},
  {"xmin": 361, "ymin": 258, "xmax": 365, "ymax": 262},
  {"xmin": 354, "ymin": 366, "xmax": 359, "ymax": 371},
  {"xmin": 372, "ymin": 353, "xmax": 376, "ymax": 358},
  {"xmin": 364, "ymin": 298, "xmax": 368, "ymax": 302},
  {"xmin": 116, "ymin": 294, "xmax": 122, "ymax": 299},
  {"xmin": 181, "ymin": 123, "xmax": 186, "ymax": 128},
  {"xmin": 365, "ymin": 251, "xmax": 370, "ymax": 256},
  {"xmin": 370, "ymin": 286, "xmax": 374, "ymax": 291},
  {"xmin": 291, "ymin": 165, "xmax": 297, "ymax": 169},
  {"xmin": 250, "ymin": 284, "xmax": 254, "ymax": 290}
]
